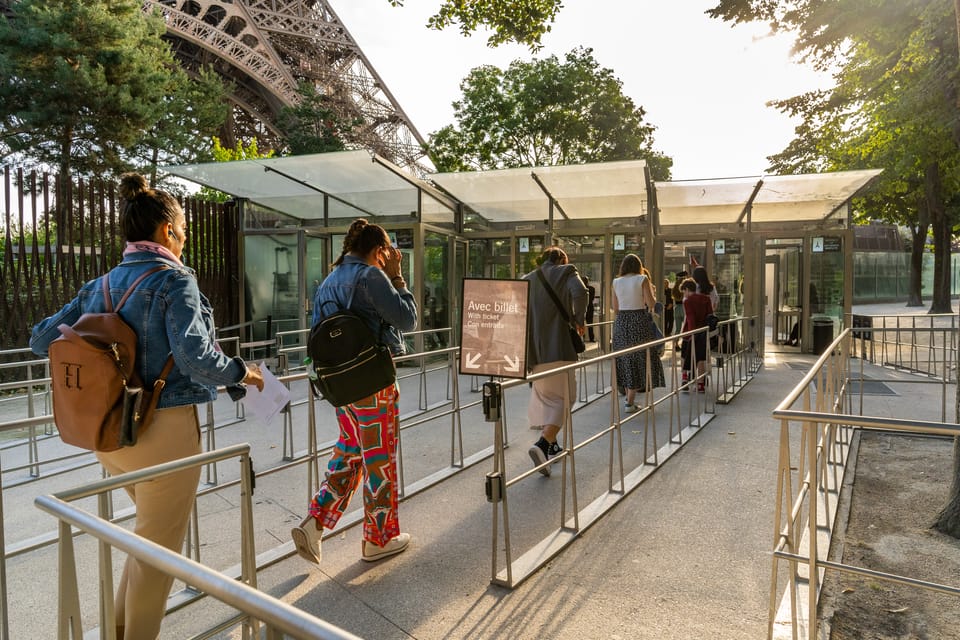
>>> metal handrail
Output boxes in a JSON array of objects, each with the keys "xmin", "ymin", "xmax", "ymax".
[
  {"xmin": 768, "ymin": 325, "xmax": 960, "ymax": 640},
  {"xmin": 34, "ymin": 449, "xmax": 360, "ymax": 639},
  {"xmin": 485, "ymin": 317, "xmax": 760, "ymax": 587}
]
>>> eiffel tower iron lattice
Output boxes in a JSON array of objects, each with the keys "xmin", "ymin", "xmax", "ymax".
[{"xmin": 143, "ymin": 0, "xmax": 429, "ymax": 173}]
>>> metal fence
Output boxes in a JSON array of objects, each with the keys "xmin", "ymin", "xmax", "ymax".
[
  {"xmin": 0, "ymin": 317, "xmax": 762, "ymax": 636},
  {"xmin": 0, "ymin": 166, "xmax": 239, "ymax": 360},
  {"xmin": 768, "ymin": 325, "xmax": 960, "ymax": 640}
]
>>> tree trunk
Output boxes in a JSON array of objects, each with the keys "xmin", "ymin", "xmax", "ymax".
[
  {"xmin": 55, "ymin": 130, "xmax": 73, "ymax": 240},
  {"xmin": 934, "ymin": 437, "xmax": 960, "ymax": 537},
  {"xmin": 925, "ymin": 162, "xmax": 953, "ymax": 313},
  {"xmin": 907, "ymin": 198, "xmax": 928, "ymax": 307}
]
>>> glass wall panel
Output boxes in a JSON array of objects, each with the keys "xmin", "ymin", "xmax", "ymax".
[
  {"xmin": 424, "ymin": 231, "xmax": 450, "ymax": 348},
  {"xmin": 515, "ymin": 235, "xmax": 545, "ymax": 275},
  {"xmin": 713, "ymin": 241, "xmax": 744, "ymax": 319},
  {"xmin": 468, "ymin": 238, "xmax": 512, "ymax": 278},
  {"xmin": 305, "ymin": 235, "xmax": 326, "ymax": 320},
  {"xmin": 244, "ymin": 234, "xmax": 300, "ymax": 339}
]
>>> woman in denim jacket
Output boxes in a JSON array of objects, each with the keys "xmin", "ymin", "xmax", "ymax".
[
  {"xmin": 292, "ymin": 219, "xmax": 417, "ymax": 565},
  {"xmin": 30, "ymin": 173, "xmax": 264, "ymax": 640}
]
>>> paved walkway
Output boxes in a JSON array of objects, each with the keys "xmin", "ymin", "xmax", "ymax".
[{"xmin": 2, "ymin": 301, "xmax": 952, "ymax": 639}]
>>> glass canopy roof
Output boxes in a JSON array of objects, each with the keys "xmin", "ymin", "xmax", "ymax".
[
  {"xmin": 653, "ymin": 169, "xmax": 882, "ymax": 228},
  {"xmin": 429, "ymin": 160, "xmax": 649, "ymax": 222},
  {"xmin": 164, "ymin": 153, "xmax": 880, "ymax": 229},
  {"xmin": 165, "ymin": 151, "xmax": 445, "ymax": 221}
]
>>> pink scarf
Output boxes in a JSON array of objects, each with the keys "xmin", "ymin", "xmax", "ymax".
[{"xmin": 123, "ymin": 240, "xmax": 183, "ymax": 265}]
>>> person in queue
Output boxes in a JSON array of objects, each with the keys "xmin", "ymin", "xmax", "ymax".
[
  {"xmin": 523, "ymin": 246, "xmax": 588, "ymax": 476},
  {"xmin": 662, "ymin": 277, "xmax": 675, "ymax": 339},
  {"xmin": 292, "ymin": 219, "xmax": 417, "ymax": 564},
  {"xmin": 612, "ymin": 254, "xmax": 666, "ymax": 413},
  {"xmin": 680, "ymin": 278, "xmax": 712, "ymax": 393},
  {"xmin": 30, "ymin": 173, "xmax": 265, "ymax": 640},
  {"xmin": 690, "ymin": 257, "xmax": 719, "ymax": 311}
]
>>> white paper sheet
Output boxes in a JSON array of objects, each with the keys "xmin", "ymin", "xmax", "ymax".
[{"xmin": 243, "ymin": 362, "xmax": 289, "ymax": 427}]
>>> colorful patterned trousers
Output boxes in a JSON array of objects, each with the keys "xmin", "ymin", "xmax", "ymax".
[{"xmin": 309, "ymin": 383, "xmax": 400, "ymax": 547}]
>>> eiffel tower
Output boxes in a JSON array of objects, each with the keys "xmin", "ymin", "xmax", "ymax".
[{"xmin": 148, "ymin": 0, "xmax": 428, "ymax": 172}]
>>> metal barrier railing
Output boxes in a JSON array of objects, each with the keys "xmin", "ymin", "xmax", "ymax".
[
  {"xmin": 33, "ymin": 443, "xmax": 361, "ymax": 640},
  {"xmin": 768, "ymin": 327, "xmax": 960, "ymax": 640},
  {"xmin": 846, "ymin": 312, "xmax": 958, "ymax": 382},
  {"xmin": 0, "ymin": 318, "xmax": 762, "ymax": 634},
  {"xmin": 483, "ymin": 317, "xmax": 760, "ymax": 587},
  {"xmin": 0, "ymin": 344, "xmax": 479, "ymax": 638}
]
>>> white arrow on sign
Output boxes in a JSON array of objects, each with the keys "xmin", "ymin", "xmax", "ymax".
[
  {"xmin": 464, "ymin": 352, "xmax": 482, "ymax": 369},
  {"xmin": 503, "ymin": 355, "xmax": 520, "ymax": 372}
]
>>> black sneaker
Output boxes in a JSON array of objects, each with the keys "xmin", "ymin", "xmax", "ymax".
[
  {"xmin": 545, "ymin": 441, "xmax": 563, "ymax": 458},
  {"xmin": 528, "ymin": 438, "xmax": 551, "ymax": 477}
]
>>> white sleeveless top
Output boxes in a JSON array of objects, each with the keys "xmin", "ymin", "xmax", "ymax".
[{"xmin": 613, "ymin": 274, "xmax": 648, "ymax": 311}]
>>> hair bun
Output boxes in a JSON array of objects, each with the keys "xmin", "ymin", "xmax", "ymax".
[{"xmin": 118, "ymin": 172, "xmax": 150, "ymax": 201}]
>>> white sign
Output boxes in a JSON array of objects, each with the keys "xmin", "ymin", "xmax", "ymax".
[
  {"xmin": 388, "ymin": 232, "xmax": 398, "ymax": 246},
  {"xmin": 518, "ymin": 237, "xmax": 529, "ymax": 253},
  {"xmin": 714, "ymin": 239, "xmax": 726, "ymax": 255},
  {"xmin": 459, "ymin": 279, "xmax": 529, "ymax": 379},
  {"xmin": 812, "ymin": 237, "xmax": 824, "ymax": 253},
  {"xmin": 613, "ymin": 234, "xmax": 625, "ymax": 251}
]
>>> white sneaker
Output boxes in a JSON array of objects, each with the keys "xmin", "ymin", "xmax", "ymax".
[
  {"xmin": 291, "ymin": 515, "xmax": 322, "ymax": 565},
  {"xmin": 362, "ymin": 533, "xmax": 411, "ymax": 562},
  {"xmin": 624, "ymin": 402, "xmax": 638, "ymax": 413}
]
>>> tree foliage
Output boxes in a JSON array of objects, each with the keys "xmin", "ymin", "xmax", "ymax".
[
  {"xmin": 276, "ymin": 83, "xmax": 360, "ymax": 156},
  {"xmin": 709, "ymin": 0, "xmax": 960, "ymax": 314},
  {"xmin": 129, "ymin": 66, "xmax": 232, "ymax": 189},
  {"xmin": 390, "ymin": 0, "xmax": 563, "ymax": 50},
  {"xmin": 710, "ymin": 0, "xmax": 960, "ymax": 541},
  {"xmin": 426, "ymin": 48, "xmax": 672, "ymax": 179},
  {"xmin": 0, "ymin": 0, "xmax": 178, "ymax": 178}
]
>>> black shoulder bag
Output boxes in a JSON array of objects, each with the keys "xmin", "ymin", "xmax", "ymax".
[
  {"xmin": 536, "ymin": 269, "xmax": 585, "ymax": 354},
  {"xmin": 307, "ymin": 267, "xmax": 397, "ymax": 406}
]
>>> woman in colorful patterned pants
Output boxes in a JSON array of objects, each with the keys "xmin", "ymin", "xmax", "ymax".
[{"xmin": 291, "ymin": 219, "xmax": 418, "ymax": 564}]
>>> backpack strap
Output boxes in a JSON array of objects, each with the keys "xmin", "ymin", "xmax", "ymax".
[
  {"xmin": 102, "ymin": 265, "xmax": 176, "ymax": 387},
  {"xmin": 318, "ymin": 265, "xmax": 387, "ymax": 343},
  {"xmin": 103, "ymin": 265, "xmax": 170, "ymax": 313},
  {"xmin": 536, "ymin": 268, "xmax": 573, "ymax": 325}
]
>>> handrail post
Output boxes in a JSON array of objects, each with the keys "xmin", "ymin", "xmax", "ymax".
[
  {"xmin": 57, "ymin": 520, "xmax": 82, "ymax": 640},
  {"xmin": 96, "ymin": 492, "xmax": 117, "ymax": 639},
  {"xmin": 239, "ymin": 451, "xmax": 259, "ymax": 639}
]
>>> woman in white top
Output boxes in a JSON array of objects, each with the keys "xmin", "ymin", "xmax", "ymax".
[{"xmin": 612, "ymin": 254, "xmax": 665, "ymax": 412}]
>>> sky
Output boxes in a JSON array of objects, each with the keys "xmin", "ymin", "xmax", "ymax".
[{"xmin": 327, "ymin": 0, "xmax": 833, "ymax": 180}]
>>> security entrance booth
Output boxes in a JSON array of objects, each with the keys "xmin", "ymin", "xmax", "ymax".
[
  {"xmin": 652, "ymin": 170, "xmax": 881, "ymax": 355},
  {"xmin": 430, "ymin": 160, "xmax": 654, "ymax": 348},
  {"xmin": 165, "ymin": 151, "xmax": 463, "ymax": 356},
  {"xmin": 165, "ymin": 152, "xmax": 880, "ymax": 360}
]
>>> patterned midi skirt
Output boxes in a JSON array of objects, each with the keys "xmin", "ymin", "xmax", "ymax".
[{"xmin": 613, "ymin": 309, "xmax": 666, "ymax": 392}]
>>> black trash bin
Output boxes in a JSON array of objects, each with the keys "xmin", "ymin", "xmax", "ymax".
[{"xmin": 812, "ymin": 316, "xmax": 834, "ymax": 354}]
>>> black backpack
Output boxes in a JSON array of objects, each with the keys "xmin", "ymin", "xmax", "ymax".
[{"xmin": 307, "ymin": 269, "xmax": 396, "ymax": 407}]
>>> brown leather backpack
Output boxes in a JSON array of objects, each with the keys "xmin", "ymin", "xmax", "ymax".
[{"xmin": 48, "ymin": 267, "xmax": 174, "ymax": 451}]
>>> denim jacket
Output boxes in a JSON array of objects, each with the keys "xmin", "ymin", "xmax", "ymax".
[
  {"xmin": 30, "ymin": 252, "xmax": 248, "ymax": 408},
  {"xmin": 312, "ymin": 255, "xmax": 418, "ymax": 355}
]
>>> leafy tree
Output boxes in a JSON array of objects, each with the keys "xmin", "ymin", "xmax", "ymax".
[
  {"xmin": 390, "ymin": 0, "xmax": 563, "ymax": 49},
  {"xmin": 427, "ymin": 48, "xmax": 672, "ymax": 179},
  {"xmin": 0, "ymin": 0, "xmax": 185, "ymax": 227},
  {"xmin": 709, "ymin": 0, "xmax": 960, "ymax": 314},
  {"xmin": 276, "ymin": 83, "xmax": 360, "ymax": 156},
  {"xmin": 709, "ymin": 0, "xmax": 960, "ymax": 539},
  {"xmin": 129, "ymin": 66, "xmax": 232, "ymax": 189}
]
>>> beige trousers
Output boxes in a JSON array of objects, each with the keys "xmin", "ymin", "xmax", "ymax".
[{"xmin": 95, "ymin": 404, "xmax": 201, "ymax": 640}]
